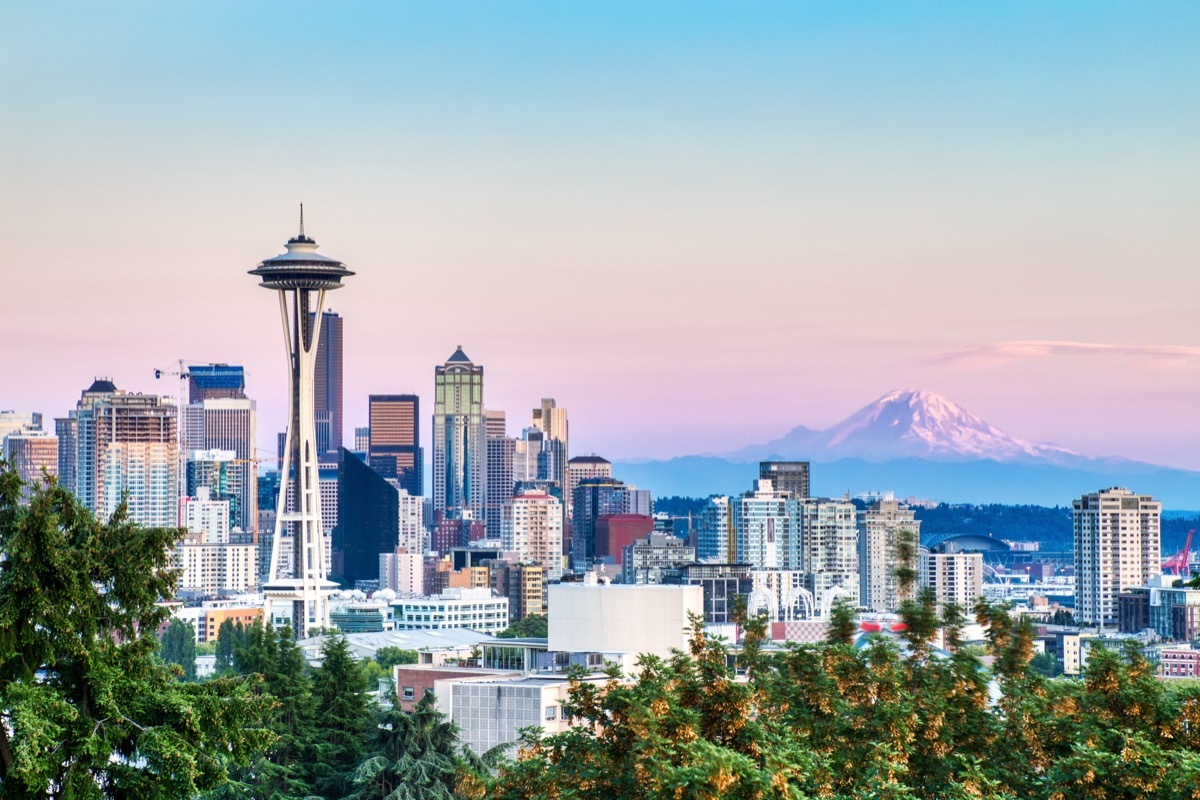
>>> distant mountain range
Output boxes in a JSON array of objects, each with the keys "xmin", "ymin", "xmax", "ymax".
[{"xmin": 615, "ymin": 390, "xmax": 1200, "ymax": 507}]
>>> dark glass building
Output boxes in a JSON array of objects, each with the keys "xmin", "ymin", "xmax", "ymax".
[
  {"xmin": 312, "ymin": 311, "xmax": 344, "ymax": 455},
  {"xmin": 331, "ymin": 448, "xmax": 398, "ymax": 585},
  {"xmin": 571, "ymin": 477, "xmax": 635, "ymax": 572},
  {"xmin": 759, "ymin": 461, "xmax": 810, "ymax": 499},
  {"xmin": 187, "ymin": 364, "xmax": 246, "ymax": 402}
]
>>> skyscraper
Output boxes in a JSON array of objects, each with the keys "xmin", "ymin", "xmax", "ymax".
[
  {"xmin": 501, "ymin": 489, "xmax": 564, "ymax": 581},
  {"xmin": 432, "ymin": 346, "xmax": 485, "ymax": 520},
  {"xmin": 532, "ymin": 397, "xmax": 568, "ymax": 495},
  {"xmin": 1074, "ymin": 487, "xmax": 1161, "ymax": 628},
  {"xmin": 91, "ymin": 393, "xmax": 179, "ymax": 527},
  {"xmin": 571, "ymin": 476, "xmax": 637, "ymax": 571},
  {"xmin": 484, "ymin": 409, "xmax": 514, "ymax": 540},
  {"xmin": 367, "ymin": 394, "xmax": 421, "ymax": 496},
  {"xmin": 188, "ymin": 364, "xmax": 246, "ymax": 402},
  {"xmin": 2, "ymin": 429, "xmax": 57, "ymax": 503},
  {"xmin": 249, "ymin": 213, "xmax": 353, "ymax": 636},
  {"xmin": 58, "ymin": 379, "xmax": 120, "ymax": 505},
  {"xmin": 333, "ymin": 448, "xmax": 399, "ymax": 586},
  {"xmin": 759, "ymin": 461, "xmax": 810, "ymax": 499},
  {"xmin": 312, "ymin": 310, "xmax": 344, "ymax": 456},
  {"xmin": 858, "ymin": 500, "xmax": 921, "ymax": 613},
  {"xmin": 181, "ymin": 392, "xmax": 257, "ymax": 534}
]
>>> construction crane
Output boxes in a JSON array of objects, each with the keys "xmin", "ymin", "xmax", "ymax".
[{"xmin": 1162, "ymin": 530, "xmax": 1195, "ymax": 576}]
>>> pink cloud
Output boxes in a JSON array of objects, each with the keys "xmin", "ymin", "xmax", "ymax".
[{"xmin": 937, "ymin": 340, "xmax": 1200, "ymax": 367}]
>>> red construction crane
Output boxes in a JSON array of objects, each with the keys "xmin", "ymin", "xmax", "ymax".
[{"xmin": 1162, "ymin": 529, "xmax": 1195, "ymax": 575}]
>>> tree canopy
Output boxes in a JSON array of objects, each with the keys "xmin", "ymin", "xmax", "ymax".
[{"xmin": 0, "ymin": 461, "xmax": 272, "ymax": 798}]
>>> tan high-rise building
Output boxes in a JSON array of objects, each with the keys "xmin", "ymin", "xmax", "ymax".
[
  {"xmin": 1074, "ymin": 488, "xmax": 1161, "ymax": 628},
  {"xmin": 3, "ymin": 431, "xmax": 58, "ymax": 503},
  {"xmin": 85, "ymin": 392, "xmax": 179, "ymax": 528},
  {"xmin": 858, "ymin": 500, "xmax": 921, "ymax": 613},
  {"xmin": 919, "ymin": 548, "xmax": 984, "ymax": 611},
  {"xmin": 566, "ymin": 455, "xmax": 611, "ymax": 518},
  {"xmin": 532, "ymin": 398, "xmax": 568, "ymax": 495},
  {"xmin": 501, "ymin": 490, "xmax": 564, "ymax": 581}
]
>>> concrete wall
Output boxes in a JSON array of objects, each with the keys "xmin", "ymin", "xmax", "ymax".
[{"xmin": 548, "ymin": 583, "xmax": 703, "ymax": 658}]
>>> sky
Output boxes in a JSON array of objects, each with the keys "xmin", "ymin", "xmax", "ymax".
[{"xmin": 1, "ymin": 2, "xmax": 1198, "ymax": 469}]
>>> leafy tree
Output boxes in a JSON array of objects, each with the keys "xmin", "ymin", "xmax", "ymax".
[
  {"xmin": 1050, "ymin": 609, "xmax": 1077, "ymax": 626},
  {"xmin": 0, "ymin": 461, "xmax": 272, "ymax": 798},
  {"xmin": 161, "ymin": 618, "xmax": 198, "ymax": 680},
  {"xmin": 374, "ymin": 645, "xmax": 420, "ymax": 669},
  {"xmin": 310, "ymin": 634, "xmax": 373, "ymax": 798},
  {"xmin": 496, "ymin": 614, "xmax": 547, "ymax": 639}
]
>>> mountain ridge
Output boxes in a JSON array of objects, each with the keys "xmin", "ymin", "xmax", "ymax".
[{"xmin": 616, "ymin": 389, "xmax": 1200, "ymax": 507}]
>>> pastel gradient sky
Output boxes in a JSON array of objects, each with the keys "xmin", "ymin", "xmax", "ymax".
[{"xmin": 2, "ymin": 2, "xmax": 1198, "ymax": 467}]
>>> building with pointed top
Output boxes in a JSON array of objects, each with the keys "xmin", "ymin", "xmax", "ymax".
[{"xmin": 433, "ymin": 346, "xmax": 486, "ymax": 521}]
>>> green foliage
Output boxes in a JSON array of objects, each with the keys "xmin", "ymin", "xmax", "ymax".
[
  {"xmin": 161, "ymin": 618, "xmax": 198, "ymax": 680},
  {"xmin": 482, "ymin": 597, "xmax": 1200, "ymax": 800},
  {"xmin": 344, "ymin": 694, "xmax": 474, "ymax": 800},
  {"xmin": 374, "ymin": 646, "xmax": 419, "ymax": 669},
  {"xmin": 215, "ymin": 619, "xmax": 247, "ymax": 675},
  {"xmin": 0, "ymin": 461, "xmax": 272, "ymax": 798},
  {"xmin": 311, "ymin": 635, "xmax": 373, "ymax": 798},
  {"xmin": 1050, "ymin": 609, "xmax": 1077, "ymax": 626},
  {"xmin": 496, "ymin": 614, "xmax": 547, "ymax": 639}
]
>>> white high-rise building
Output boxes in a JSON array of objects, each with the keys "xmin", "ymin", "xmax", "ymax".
[
  {"xmin": 379, "ymin": 548, "xmax": 424, "ymax": 595},
  {"xmin": 1074, "ymin": 488, "xmax": 1162, "ymax": 628},
  {"xmin": 733, "ymin": 479, "xmax": 793, "ymax": 571},
  {"xmin": 173, "ymin": 491, "xmax": 257, "ymax": 596},
  {"xmin": 858, "ymin": 501, "xmax": 921, "ymax": 613},
  {"xmin": 395, "ymin": 486, "xmax": 426, "ymax": 554},
  {"xmin": 696, "ymin": 496, "xmax": 731, "ymax": 562},
  {"xmin": 795, "ymin": 497, "xmax": 860, "ymax": 608},
  {"xmin": 181, "ymin": 397, "xmax": 257, "ymax": 533},
  {"xmin": 501, "ymin": 490, "xmax": 564, "ymax": 581},
  {"xmin": 919, "ymin": 549, "xmax": 984, "ymax": 611},
  {"xmin": 180, "ymin": 487, "xmax": 231, "ymax": 544}
]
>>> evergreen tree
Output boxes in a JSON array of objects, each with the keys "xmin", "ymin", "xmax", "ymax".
[
  {"xmin": 215, "ymin": 618, "xmax": 245, "ymax": 674},
  {"xmin": 310, "ymin": 634, "xmax": 372, "ymax": 798},
  {"xmin": 0, "ymin": 461, "xmax": 272, "ymax": 798},
  {"xmin": 346, "ymin": 694, "xmax": 472, "ymax": 800},
  {"xmin": 161, "ymin": 618, "xmax": 198, "ymax": 680},
  {"xmin": 214, "ymin": 623, "xmax": 322, "ymax": 800}
]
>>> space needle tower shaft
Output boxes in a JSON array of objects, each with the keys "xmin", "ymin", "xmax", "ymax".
[{"xmin": 248, "ymin": 207, "xmax": 354, "ymax": 636}]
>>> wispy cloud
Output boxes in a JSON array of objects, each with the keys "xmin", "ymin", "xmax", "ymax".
[{"xmin": 937, "ymin": 340, "xmax": 1200, "ymax": 367}]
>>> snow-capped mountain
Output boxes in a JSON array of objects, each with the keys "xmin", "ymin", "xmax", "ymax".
[{"xmin": 730, "ymin": 389, "xmax": 1078, "ymax": 464}]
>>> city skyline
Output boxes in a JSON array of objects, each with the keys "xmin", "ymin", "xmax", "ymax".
[{"xmin": 2, "ymin": 2, "xmax": 1198, "ymax": 469}]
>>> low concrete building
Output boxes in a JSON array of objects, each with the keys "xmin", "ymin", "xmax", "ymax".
[
  {"xmin": 548, "ymin": 580, "xmax": 703, "ymax": 659},
  {"xmin": 391, "ymin": 587, "xmax": 510, "ymax": 635}
]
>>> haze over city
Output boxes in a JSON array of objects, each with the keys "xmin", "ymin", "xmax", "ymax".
[{"xmin": 2, "ymin": 2, "xmax": 1197, "ymax": 468}]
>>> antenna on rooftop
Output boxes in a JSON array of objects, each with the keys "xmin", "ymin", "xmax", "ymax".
[{"xmin": 299, "ymin": 203, "xmax": 305, "ymax": 237}]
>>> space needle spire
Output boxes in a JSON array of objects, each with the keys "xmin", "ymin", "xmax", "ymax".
[{"xmin": 249, "ymin": 211, "xmax": 354, "ymax": 636}]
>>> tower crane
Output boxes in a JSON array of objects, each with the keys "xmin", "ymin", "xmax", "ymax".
[{"xmin": 1163, "ymin": 530, "xmax": 1195, "ymax": 576}]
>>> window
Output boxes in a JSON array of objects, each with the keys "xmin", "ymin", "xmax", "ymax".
[
  {"xmin": 402, "ymin": 686, "xmax": 415, "ymax": 701},
  {"xmin": 545, "ymin": 706, "xmax": 557, "ymax": 720}
]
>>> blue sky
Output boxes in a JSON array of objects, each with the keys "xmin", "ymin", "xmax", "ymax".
[{"xmin": 2, "ymin": 2, "xmax": 1198, "ymax": 466}]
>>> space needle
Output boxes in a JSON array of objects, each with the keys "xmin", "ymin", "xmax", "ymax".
[{"xmin": 249, "ymin": 207, "xmax": 353, "ymax": 636}]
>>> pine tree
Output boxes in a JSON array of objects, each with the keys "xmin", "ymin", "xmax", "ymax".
[
  {"xmin": 346, "ymin": 694, "xmax": 471, "ymax": 800},
  {"xmin": 310, "ymin": 634, "xmax": 372, "ymax": 798},
  {"xmin": 161, "ymin": 618, "xmax": 198, "ymax": 680},
  {"xmin": 0, "ymin": 461, "xmax": 272, "ymax": 798}
]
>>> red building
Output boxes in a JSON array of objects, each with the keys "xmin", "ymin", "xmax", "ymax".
[
  {"xmin": 1160, "ymin": 647, "xmax": 1200, "ymax": 679},
  {"xmin": 594, "ymin": 514, "xmax": 654, "ymax": 565}
]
